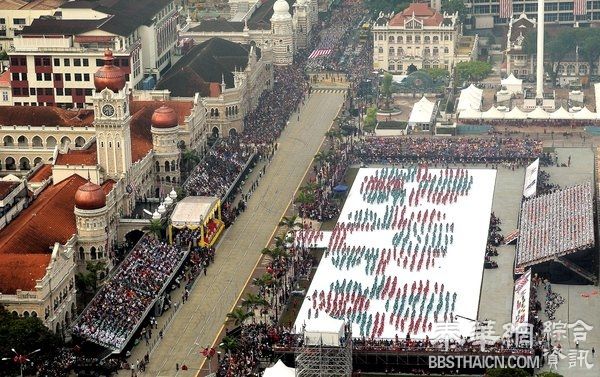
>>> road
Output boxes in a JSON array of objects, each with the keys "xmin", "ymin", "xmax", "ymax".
[{"xmin": 121, "ymin": 90, "xmax": 346, "ymax": 376}]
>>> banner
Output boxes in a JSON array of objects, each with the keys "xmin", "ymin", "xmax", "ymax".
[
  {"xmin": 511, "ymin": 269, "xmax": 532, "ymax": 326},
  {"xmin": 522, "ymin": 158, "xmax": 539, "ymax": 198}
]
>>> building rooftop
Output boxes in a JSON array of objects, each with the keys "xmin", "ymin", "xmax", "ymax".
[
  {"xmin": 156, "ymin": 37, "xmax": 258, "ymax": 97},
  {"xmin": 28, "ymin": 164, "xmax": 53, "ymax": 183},
  {"xmin": 0, "ymin": 174, "xmax": 85, "ymax": 294},
  {"xmin": 0, "ymin": 107, "xmax": 94, "ymax": 127},
  {"xmin": 0, "ymin": 181, "xmax": 19, "ymax": 201},
  {"xmin": 55, "ymin": 142, "xmax": 98, "ymax": 166},
  {"xmin": 0, "ymin": 0, "xmax": 63, "ymax": 10},
  {"xmin": 59, "ymin": 0, "xmax": 173, "ymax": 36},
  {"xmin": 189, "ymin": 19, "xmax": 245, "ymax": 33},
  {"xmin": 388, "ymin": 3, "xmax": 449, "ymax": 27},
  {"xmin": 247, "ymin": 0, "xmax": 295, "ymax": 30},
  {"xmin": 21, "ymin": 17, "xmax": 108, "ymax": 36}
]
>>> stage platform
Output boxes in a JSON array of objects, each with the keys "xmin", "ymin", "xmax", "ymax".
[{"xmin": 294, "ymin": 167, "xmax": 497, "ymax": 340}]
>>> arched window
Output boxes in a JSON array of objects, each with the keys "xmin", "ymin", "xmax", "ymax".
[
  {"xmin": 34, "ymin": 157, "xmax": 43, "ymax": 166},
  {"xmin": 19, "ymin": 157, "xmax": 30, "ymax": 170},
  {"xmin": 210, "ymin": 108, "xmax": 215, "ymax": 117},
  {"xmin": 433, "ymin": 47, "xmax": 439, "ymax": 56},
  {"xmin": 567, "ymin": 65, "xmax": 575, "ymax": 75},
  {"xmin": 389, "ymin": 35, "xmax": 395, "ymax": 43},
  {"xmin": 444, "ymin": 47, "xmax": 449, "ymax": 54},
  {"xmin": 215, "ymin": 109, "xmax": 219, "ymax": 117},
  {"xmin": 171, "ymin": 160, "xmax": 176, "ymax": 171},
  {"xmin": 3, "ymin": 136, "xmax": 13, "ymax": 147},
  {"xmin": 79, "ymin": 247, "xmax": 85, "ymax": 260},
  {"xmin": 378, "ymin": 34, "xmax": 383, "ymax": 41},
  {"xmin": 90, "ymin": 246, "xmax": 96, "ymax": 260},
  {"xmin": 165, "ymin": 160, "xmax": 170, "ymax": 172},
  {"xmin": 17, "ymin": 135, "xmax": 28, "ymax": 147},
  {"xmin": 424, "ymin": 36, "xmax": 430, "ymax": 43},
  {"xmin": 155, "ymin": 161, "xmax": 160, "ymax": 172},
  {"xmin": 32, "ymin": 136, "xmax": 43, "ymax": 147},
  {"xmin": 433, "ymin": 36, "xmax": 439, "ymax": 43},
  {"xmin": 424, "ymin": 48, "xmax": 430, "ymax": 56},
  {"xmin": 31, "ymin": 311, "xmax": 37, "ymax": 318},
  {"xmin": 60, "ymin": 136, "xmax": 71, "ymax": 148},
  {"xmin": 5, "ymin": 157, "xmax": 16, "ymax": 170},
  {"xmin": 398, "ymin": 36, "xmax": 403, "ymax": 43},
  {"xmin": 166, "ymin": 176, "xmax": 171, "ymax": 183},
  {"xmin": 23, "ymin": 311, "xmax": 29, "ymax": 318},
  {"xmin": 389, "ymin": 47, "xmax": 395, "ymax": 56},
  {"xmin": 74, "ymin": 136, "xmax": 86, "ymax": 147},
  {"xmin": 46, "ymin": 136, "xmax": 57, "ymax": 148},
  {"xmin": 579, "ymin": 65, "xmax": 588, "ymax": 75}
]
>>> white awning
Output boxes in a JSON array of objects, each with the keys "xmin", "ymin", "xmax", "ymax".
[
  {"xmin": 501, "ymin": 73, "xmax": 523, "ymax": 94},
  {"xmin": 170, "ymin": 196, "xmax": 220, "ymax": 228},
  {"xmin": 458, "ymin": 107, "xmax": 482, "ymax": 120},
  {"xmin": 550, "ymin": 107, "xmax": 572, "ymax": 120},
  {"xmin": 572, "ymin": 106, "xmax": 596, "ymax": 120}
]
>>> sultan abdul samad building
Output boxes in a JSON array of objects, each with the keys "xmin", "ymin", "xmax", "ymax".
[{"xmin": 0, "ymin": 50, "xmax": 207, "ymax": 336}]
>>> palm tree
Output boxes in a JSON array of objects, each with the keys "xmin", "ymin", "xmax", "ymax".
[
  {"xmin": 219, "ymin": 335, "xmax": 237, "ymax": 355},
  {"xmin": 144, "ymin": 219, "xmax": 163, "ymax": 239},
  {"xmin": 279, "ymin": 214, "xmax": 301, "ymax": 232},
  {"xmin": 252, "ymin": 273, "xmax": 274, "ymax": 298},
  {"xmin": 181, "ymin": 148, "xmax": 201, "ymax": 173},
  {"xmin": 273, "ymin": 236, "xmax": 286, "ymax": 249},
  {"xmin": 75, "ymin": 261, "xmax": 107, "ymax": 306},
  {"xmin": 226, "ymin": 307, "xmax": 254, "ymax": 326},
  {"xmin": 241, "ymin": 293, "xmax": 270, "ymax": 322},
  {"xmin": 295, "ymin": 191, "xmax": 315, "ymax": 207},
  {"xmin": 299, "ymin": 182, "xmax": 318, "ymax": 194}
]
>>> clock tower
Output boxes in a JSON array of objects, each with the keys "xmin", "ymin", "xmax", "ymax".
[{"xmin": 92, "ymin": 50, "xmax": 132, "ymax": 180}]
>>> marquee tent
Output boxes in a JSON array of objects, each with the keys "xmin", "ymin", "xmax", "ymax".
[
  {"xmin": 572, "ymin": 106, "xmax": 596, "ymax": 120},
  {"xmin": 408, "ymin": 96, "xmax": 436, "ymax": 128},
  {"xmin": 550, "ymin": 107, "xmax": 572, "ymax": 120},
  {"xmin": 501, "ymin": 74, "xmax": 523, "ymax": 94},
  {"xmin": 527, "ymin": 107, "xmax": 550, "ymax": 119},
  {"xmin": 505, "ymin": 106, "xmax": 527, "ymax": 120},
  {"xmin": 171, "ymin": 196, "xmax": 221, "ymax": 229},
  {"xmin": 458, "ymin": 107, "xmax": 482, "ymax": 120},
  {"xmin": 457, "ymin": 84, "xmax": 483, "ymax": 112},
  {"xmin": 263, "ymin": 360, "xmax": 295, "ymax": 377},
  {"xmin": 481, "ymin": 106, "xmax": 505, "ymax": 120}
]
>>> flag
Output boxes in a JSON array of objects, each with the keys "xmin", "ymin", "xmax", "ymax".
[
  {"xmin": 574, "ymin": 0, "xmax": 587, "ymax": 15},
  {"xmin": 500, "ymin": 0, "xmax": 512, "ymax": 18}
]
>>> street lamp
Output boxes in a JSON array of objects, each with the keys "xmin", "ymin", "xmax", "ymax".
[{"xmin": 2, "ymin": 348, "xmax": 41, "ymax": 377}]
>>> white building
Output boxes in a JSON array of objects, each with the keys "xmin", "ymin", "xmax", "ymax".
[
  {"xmin": 0, "ymin": 0, "xmax": 63, "ymax": 51},
  {"xmin": 271, "ymin": 0, "xmax": 295, "ymax": 65},
  {"xmin": 373, "ymin": 3, "xmax": 476, "ymax": 74},
  {"xmin": 6, "ymin": 0, "xmax": 178, "ymax": 108}
]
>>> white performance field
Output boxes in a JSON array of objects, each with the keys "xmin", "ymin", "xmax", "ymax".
[{"xmin": 294, "ymin": 167, "xmax": 497, "ymax": 340}]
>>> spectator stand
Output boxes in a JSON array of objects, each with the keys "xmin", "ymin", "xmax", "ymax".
[
  {"xmin": 72, "ymin": 236, "xmax": 190, "ymax": 353},
  {"xmin": 169, "ymin": 196, "xmax": 224, "ymax": 248},
  {"xmin": 515, "ymin": 182, "xmax": 597, "ymax": 284}
]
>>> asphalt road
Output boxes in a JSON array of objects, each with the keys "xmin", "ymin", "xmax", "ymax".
[{"xmin": 121, "ymin": 91, "xmax": 346, "ymax": 376}]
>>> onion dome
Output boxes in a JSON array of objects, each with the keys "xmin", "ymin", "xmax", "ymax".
[
  {"xmin": 151, "ymin": 106, "xmax": 178, "ymax": 128},
  {"xmin": 94, "ymin": 49, "xmax": 126, "ymax": 92},
  {"xmin": 274, "ymin": 0, "xmax": 290, "ymax": 13},
  {"xmin": 75, "ymin": 181, "xmax": 106, "ymax": 210}
]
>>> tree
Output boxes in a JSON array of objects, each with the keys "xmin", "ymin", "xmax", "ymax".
[
  {"xmin": 76, "ymin": 260, "xmax": 107, "ymax": 299},
  {"xmin": 226, "ymin": 307, "xmax": 254, "ymax": 326},
  {"xmin": 424, "ymin": 68, "xmax": 450, "ymax": 83},
  {"xmin": 577, "ymin": 29, "xmax": 600, "ymax": 78},
  {"xmin": 486, "ymin": 368, "xmax": 530, "ymax": 377},
  {"xmin": 241, "ymin": 293, "xmax": 270, "ymax": 321},
  {"xmin": 145, "ymin": 219, "xmax": 163, "ymax": 239},
  {"xmin": 278, "ymin": 214, "xmax": 301, "ymax": 232},
  {"xmin": 295, "ymin": 191, "xmax": 315, "ymax": 208},
  {"xmin": 219, "ymin": 335, "xmax": 237, "ymax": 354},
  {"xmin": 252, "ymin": 273, "xmax": 274, "ymax": 298},
  {"xmin": 381, "ymin": 72, "xmax": 393, "ymax": 109},
  {"xmin": 181, "ymin": 148, "xmax": 201, "ymax": 172},
  {"xmin": 0, "ymin": 306, "xmax": 62, "ymax": 376},
  {"xmin": 455, "ymin": 61, "xmax": 493, "ymax": 82},
  {"xmin": 442, "ymin": 0, "xmax": 467, "ymax": 22},
  {"xmin": 364, "ymin": 0, "xmax": 410, "ymax": 15},
  {"xmin": 363, "ymin": 106, "xmax": 378, "ymax": 133}
]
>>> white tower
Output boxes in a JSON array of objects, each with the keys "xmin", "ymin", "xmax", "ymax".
[
  {"xmin": 536, "ymin": 0, "xmax": 545, "ymax": 99},
  {"xmin": 271, "ymin": 0, "xmax": 294, "ymax": 65},
  {"xmin": 293, "ymin": 0, "xmax": 310, "ymax": 50},
  {"xmin": 92, "ymin": 50, "xmax": 132, "ymax": 179},
  {"xmin": 74, "ymin": 181, "xmax": 110, "ymax": 269}
]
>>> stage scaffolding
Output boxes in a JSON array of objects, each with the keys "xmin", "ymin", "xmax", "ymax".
[{"xmin": 295, "ymin": 334, "xmax": 352, "ymax": 377}]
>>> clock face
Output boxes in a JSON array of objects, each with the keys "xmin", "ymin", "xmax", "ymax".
[{"xmin": 102, "ymin": 104, "xmax": 115, "ymax": 117}]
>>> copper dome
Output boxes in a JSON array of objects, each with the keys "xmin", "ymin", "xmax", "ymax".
[
  {"xmin": 151, "ymin": 106, "xmax": 178, "ymax": 128},
  {"xmin": 75, "ymin": 181, "xmax": 106, "ymax": 210},
  {"xmin": 94, "ymin": 49, "xmax": 126, "ymax": 92}
]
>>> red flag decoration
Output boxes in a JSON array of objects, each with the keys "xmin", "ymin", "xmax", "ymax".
[
  {"xmin": 500, "ymin": 0, "xmax": 512, "ymax": 18},
  {"xmin": 574, "ymin": 0, "xmax": 587, "ymax": 16}
]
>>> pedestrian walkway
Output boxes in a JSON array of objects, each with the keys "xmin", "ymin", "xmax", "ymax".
[{"xmin": 118, "ymin": 91, "xmax": 345, "ymax": 376}]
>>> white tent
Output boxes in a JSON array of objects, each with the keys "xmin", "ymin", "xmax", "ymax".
[
  {"xmin": 501, "ymin": 74, "xmax": 523, "ymax": 94},
  {"xmin": 481, "ymin": 106, "xmax": 505, "ymax": 120},
  {"xmin": 505, "ymin": 106, "xmax": 527, "ymax": 120},
  {"xmin": 458, "ymin": 107, "xmax": 482, "ymax": 120},
  {"xmin": 550, "ymin": 107, "xmax": 572, "ymax": 120},
  {"xmin": 408, "ymin": 96, "xmax": 436, "ymax": 126},
  {"xmin": 527, "ymin": 107, "xmax": 550, "ymax": 119},
  {"xmin": 457, "ymin": 84, "xmax": 483, "ymax": 112},
  {"xmin": 263, "ymin": 360, "xmax": 295, "ymax": 377},
  {"xmin": 572, "ymin": 106, "xmax": 596, "ymax": 120}
]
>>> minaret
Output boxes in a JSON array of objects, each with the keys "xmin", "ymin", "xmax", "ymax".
[
  {"xmin": 74, "ymin": 180, "xmax": 110, "ymax": 269},
  {"xmin": 151, "ymin": 105, "xmax": 181, "ymax": 189},
  {"xmin": 536, "ymin": 0, "xmax": 545, "ymax": 99},
  {"xmin": 271, "ymin": 0, "xmax": 294, "ymax": 65}
]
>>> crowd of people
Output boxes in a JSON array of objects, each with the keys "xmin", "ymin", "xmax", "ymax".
[
  {"xmin": 517, "ymin": 182, "xmax": 594, "ymax": 266},
  {"xmin": 183, "ymin": 138, "xmax": 254, "ymax": 198},
  {"xmin": 484, "ymin": 213, "xmax": 502, "ymax": 269},
  {"xmin": 72, "ymin": 237, "xmax": 186, "ymax": 350},
  {"xmin": 354, "ymin": 137, "xmax": 544, "ymax": 165},
  {"xmin": 536, "ymin": 170, "xmax": 560, "ymax": 195}
]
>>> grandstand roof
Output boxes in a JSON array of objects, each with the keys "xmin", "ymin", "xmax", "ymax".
[{"xmin": 516, "ymin": 182, "xmax": 595, "ymax": 268}]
